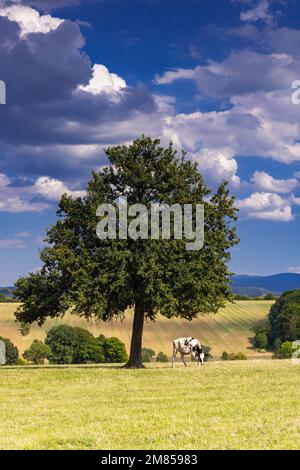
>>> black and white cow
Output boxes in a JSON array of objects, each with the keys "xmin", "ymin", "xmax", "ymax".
[{"xmin": 172, "ymin": 337, "xmax": 205, "ymax": 367}]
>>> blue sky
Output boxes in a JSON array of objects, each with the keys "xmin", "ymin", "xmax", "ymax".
[{"xmin": 1, "ymin": 0, "xmax": 300, "ymax": 284}]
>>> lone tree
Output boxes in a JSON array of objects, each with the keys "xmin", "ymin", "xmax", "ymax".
[{"xmin": 15, "ymin": 136, "xmax": 238, "ymax": 368}]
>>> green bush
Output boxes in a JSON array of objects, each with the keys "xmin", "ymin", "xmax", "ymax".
[
  {"xmin": 104, "ymin": 337, "xmax": 128, "ymax": 363},
  {"xmin": 0, "ymin": 336, "xmax": 19, "ymax": 365},
  {"xmin": 221, "ymin": 351, "xmax": 235, "ymax": 360},
  {"xmin": 141, "ymin": 348, "xmax": 155, "ymax": 362},
  {"xmin": 72, "ymin": 327, "xmax": 104, "ymax": 364},
  {"xmin": 264, "ymin": 293, "xmax": 276, "ymax": 300},
  {"xmin": 45, "ymin": 325, "xmax": 77, "ymax": 364},
  {"xmin": 221, "ymin": 351, "xmax": 229, "ymax": 360},
  {"xmin": 233, "ymin": 295, "xmax": 251, "ymax": 300},
  {"xmin": 221, "ymin": 351, "xmax": 247, "ymax": 360},
  {"xmin": 23, "ymin": 340, "xmax": 51, "ymax": 365},
  {"xmin": 156, "ymin": 351, "xmax": 169, "ymax": 362},
  {"xmin": 253, "ymin": 329, "xmax": 269, "ymax": 349},
  {"xmin": 274, "ymin": 341, "xmax": 293, "ymax": 359},
  {"xmin": 269, "ymin": 290, "xmax": 300, "ymax": 344},
  {"xmin": 234, "ymin": 352, "xmax": 247, "ymax": 360},
  {"xmin": 45, "ymin": 325, "xmax": 105, "ymax": 364}
]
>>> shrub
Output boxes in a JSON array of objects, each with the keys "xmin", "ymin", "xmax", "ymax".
[
  {"xmin": 221, "ymin": 351, "xmax": 229, "ymax": 360},
  {"xmin": 82, "ymin": 336, "xmax": 105, "ymax": 363},
  {"xmin": 234, "ymin": 352, "xmax": 247, "ymax": 360},
  {"xmin": 0, "ymin": 336, "xmax": 19, "ymax": 365},
  {"xmin": 253, "ymin": 330, "xmax": 268, "ymax": 350},
  {"xmin": 72, "ymin": 327, "xmax": 104, "ymax": 364},
  {"xmin": 264, "ymin": 293, "xmax": 276, "ymax": 300},
  {"xmin": 221, "ymin": 351, "xmax": 247, "ymax": 360},
  {"xmin": 141, "ymin": 348, "xmax": 155, "ymax": 362},
  {"xmin": 104, "ymin": 337, "xmax": 128, "ymax": 363},
  {"xmin": 269, "ymin": 289, "xmax": 300, "ymax": 344},
  {"xmin": 45, "ymin": 325, "xmax": 105, "ymax": 364},
  {"xmin": 23, "ymin": 340, "xmax": 51, "ymax": 365},
  {"xmin": 156, "ymin": 351, "xmax": 169, "ymax": 362},
  {"xmin": 274, "ymin": 341, "xmax": 293, "ymax": 359},
  {"xmin": 45, "ymin": 325, "xmax": 77, "ymax": 364},
  {"xmin": 221, "ymin": 351, "xmax": 235, "ymax": 360}
]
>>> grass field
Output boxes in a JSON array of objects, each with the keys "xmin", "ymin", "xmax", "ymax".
[
  {"xmin": 0, "ymin": 360, "xmax": 299, "ymax": 450},
  {"xmin": 0, "ymin": 301, "xmax": 273, "ymax": 357}
]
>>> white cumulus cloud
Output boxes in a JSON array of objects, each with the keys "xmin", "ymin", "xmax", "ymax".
[
  {"xmin": 251, "ymin": 171, "xmax": 299, "ymax": 193},
  {"xmin": 237, "ymin": 191, "xmax": 293, "ymax": 221},
  {"xmin": 79, "ymin": 64, "xmax": 126, "ymax": 96},
  {"xmin": 192, "ymin": 148, "xmax": 241, "ymax": 186},
  {"xmin": 0, "ymin": 5, "xmax": 63, "ymax": 37},
  {"xmin": 34, "ymin": 176, "xmax": 85, "ymax": 201}
]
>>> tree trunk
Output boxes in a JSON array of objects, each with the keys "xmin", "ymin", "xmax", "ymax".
[{"xmin": 124, "ymin": 300, "xmax": 145, "ymax": 368}]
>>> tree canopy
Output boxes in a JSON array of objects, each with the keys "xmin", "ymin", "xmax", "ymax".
[
  {"xmin": 268, "ymin": 289, "xmax": 300, "ymax": 344},
  {"xmin": 15, "ymin": 136, "xmax": 239, "ymax": 367}
]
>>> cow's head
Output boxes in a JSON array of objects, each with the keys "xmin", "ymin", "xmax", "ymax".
[
  {"xmin": 199, "ymin": 351, "xmax": 205, "ymax": 365},
  {"xmin": 192, "ymin": 345, "xmax": 205, "ymax": 365}
]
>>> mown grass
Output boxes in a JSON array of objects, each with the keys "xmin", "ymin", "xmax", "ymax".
[
  {"xmin": 0, "ymin": 301, "xmax": 273, "ymax": 357},
  {"xmin": 0, "ymin": 360, "xmax": 299, "ymax": 450}
]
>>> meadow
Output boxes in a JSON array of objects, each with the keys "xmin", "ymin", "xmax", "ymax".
[
  {"xmin": 0, "ymin": 360, "xmax": 299, "ymax": 450},
  {"xmin": 0, "ymin": 301, "xmax": 273, "ymax": 357}
]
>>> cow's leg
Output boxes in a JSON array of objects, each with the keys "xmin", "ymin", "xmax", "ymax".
[
  {"xmin": 190, "ymin": 352, "xmax": 196, "ymax": 367},
  {"xmin": 172, "ymin": 345, "xmax": 177, "ymax": 368},
  {"xmin": 181, "ymin": 353, "xmax": 188, "ymax": 367}
]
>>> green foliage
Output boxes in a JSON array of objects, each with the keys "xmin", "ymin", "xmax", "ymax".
[
  {"xmin": 72, "ymin": 327, "xmax": 104, "ymax": 364},
  {"xmin": 45, "ymin": 325, "xmax": 76, "ymax": 364},
  {"xmin": 15, "ymin": 136, "xmax": 239, "ymax": 367},
  {"xmin": 273, "ymin": 340, "xmax": 300, "ymax": 359},
  {"xmin": 234, "ymin": 352, "xmax": 247, "ymax": 360},
  {"xmin": 274, "ymin": 341, "xmax": 293, "ymax": 359},
  {"xmin": 253, "ymin": 328, "xmax": 269, "ymax": 350},
  {"xmin": 103, "ymin": 337, "xmax": 128, "ymax": 363},
  {"xmin": 23, "ymin": 340, "xmax": 51, "ymax": 365},
  {"xmin": 221, "ymin": 351, "xmax": 229, "ymax": 360},
  {"xmin": 0, "ymin": 336, "xmax": 19, "ymax": 365},
  {"xmin": 19, "ymin": 321, "xmax": 31, "ymax": 336},
  {"xmin": 221, "ymin": 351, "xmax": 247, "ymax": 360},
  {"xmin": 45, "ymin": 325, "xmax": 105, "ymax": 364},
  {"xmin": 233, "ymin": 294, "xmax": 251, "ymax": 300},
  {"xmin": 268, "ymin": 290, "xmax": 300, "ymax": 344},
  {"xmin": 141, "ymin": 347, "xmax": 155, "ymax": 362},
  {"xmin": 264, "ymin": 293, "xmax": 276, "ymax": 300},
  {"xmin": 273, "ymin": 338, "xmax": 282, "ymax": 352},
  {"xmin": 156, "ymin": 351, "xmax": 169, "ymax": 362}
]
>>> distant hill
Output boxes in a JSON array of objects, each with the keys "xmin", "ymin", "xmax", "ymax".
[
  {"xmin": 232, "ymin": 273, "xmax": 300, "ymax": 296},
  {"xmin": 0, "ymin": 287, "xmax": 16, "ymax": 299}
]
